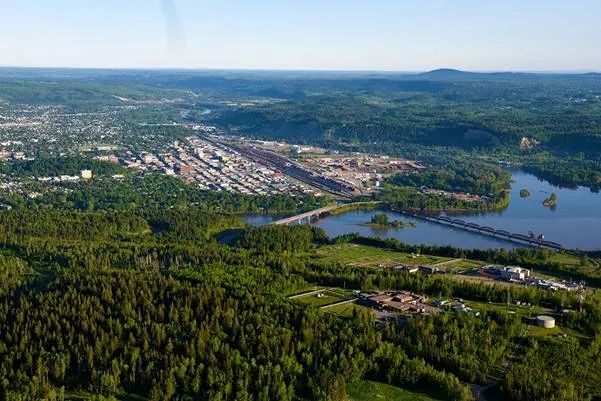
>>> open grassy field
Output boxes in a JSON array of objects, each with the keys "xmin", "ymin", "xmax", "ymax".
[
  {"xmin": 313, "ymin": 244, "xmax": 450, "ymax": 268},
  {"xmin": 444, "ymin": 259, "xmax": 487, "ymax": 271},
  {"xmin": 442, "ymin": 273, "xmax": 518, "ymax": 288},
  {"xmin": 294, "ymin": 288, "xmax": 349, "ymax": 307},
  {"xmin": 348, "ymin": 380, "xmax": 447, "ymax": 401},
  {"xmin": 547, "ymin": 252, "xmax": 586, "ymax": 267},
  {"xmin": 453, "ymin": 300, "xmax": 589, "ymax": 340},
  {"xmin": 326, "ymin": 302, "xmax": 374, "ymax": 318},
  {"xmin": 285, "ymin": 285, "xmax": 325, "ymax": 297},
  {"xmin": 463, "ymin": 299, "xmax": 552, "ymax": 318}
]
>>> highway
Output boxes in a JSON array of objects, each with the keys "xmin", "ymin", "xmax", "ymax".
[{"xmin": 272, "ymin": 205, "xmax": 339, "ymax": 225}]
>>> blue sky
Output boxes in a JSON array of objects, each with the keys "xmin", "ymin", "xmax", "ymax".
[{"xmin": 2, "ymin": 0, "xmax": 600, "ymax": 71}]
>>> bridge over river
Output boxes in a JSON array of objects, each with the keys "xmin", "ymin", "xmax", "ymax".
[
  {"xmin": 272, "ymin": 202, "xmax": 380, "ymax": 225},
  {"xmin": 395, "ymin": 209, "xmax": 564, "ymax": 251},
  {"xmin": 271, "ymin": 202, "xmax": 564, "ymax": 251},
  {"xmin": 272, "ymin": 205, "xmax": 339, "ymax": 225}
]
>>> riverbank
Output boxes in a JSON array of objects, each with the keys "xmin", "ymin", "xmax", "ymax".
[
  {"xmin": 329, "ymin": 201, "xmax": 384, "ymax": 215},
  {"xmin": 245, "ymin": 170, "xmax": 601, "ymax": 251},
  {"xmin": 311, "ymin": 169, "xmax": 601, "ymax": 251}
]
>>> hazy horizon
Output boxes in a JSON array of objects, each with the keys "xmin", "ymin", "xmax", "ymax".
[
  {"xmin": 2, "ymin": 0, "xmax": 601, "ymax": 71},
  {"xmin": 1, "ymin": 66, "xmax": 601, "ymax": 75}
]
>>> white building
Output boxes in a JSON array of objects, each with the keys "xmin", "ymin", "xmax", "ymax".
[
  {"xmin": 500, "ymin": 266, "xmax": 530, "ymax": 281},
  {"xmin": 81, "ymin": 169, "xmax": 93, "ymax": 180}
]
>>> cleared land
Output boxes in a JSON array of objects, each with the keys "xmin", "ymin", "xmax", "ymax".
[
  {"xmin": 441, "ymin": 259, "xmax": 486, "ymax": 271},
  {"xmin": 463, "ymin": 299, "xmax": 551, "ymax": 318},
  {"xmin": 348, "ymin": 380, "xmax": 447, "ymax": 401},
  {"xmin": 313, "ymin": 244, "xmax": 449, "ymax": 268},
  {"xmin": 294, "ymin": 288, "xmax": 353, "ymax": 307},
  {"xmin": 325, "ymin": 302, "xmax": 374, "ymax": 318}
]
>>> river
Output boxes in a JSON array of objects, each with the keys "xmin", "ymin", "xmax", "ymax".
[{"xmin": 245, "ymin": 170, "xmax": 601, "ymax": 251}]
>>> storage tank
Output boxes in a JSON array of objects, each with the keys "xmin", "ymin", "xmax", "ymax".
[{"xmin": 536, "ymin": 315, "xmax": 556, "ymax": 329}]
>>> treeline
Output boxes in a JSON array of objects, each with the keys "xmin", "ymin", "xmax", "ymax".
[
  {"xmin": 374, "ymin": 186, "xmax": 509, "ymax": 211},
  {"xmin": 209, "ymin": 81, "xmax": 601, "ymax": 190},
  {"xmin": 235, "ymin": 225, "xmax": 327, "ymax": 254},
  {"xmin": 4, "ymin": 157, "xmax": 125, "ymax": 177},
  {"xmin": 0, "ymin": 267, "xmax": 477, "ymax": 401},
  {"xmin": 0, "ymin": 208, "xmax": 478, "ymax": 401},
  {"xmin": 501, "ymin": 335, "xmax": 601, "ymax": 401},
  {"xmin": 388, "ymin": 161, "xmax": 510, "ymax": 197},
  {"xmin": 387, "ymin": 312, "xmax": 521, "ymax": 383},
  {"xmin": 0, "ymin": 205, "xmax": 598, "ymax": 400},
  {"xmin": 145, "ymin": 208, "xmax": 243, "ymax": 242},
  {"xmin": 2, "ymin": 173, "xmax": 328, "ymax": 215},
  {"xmin": 0, "ymin": 80, "xmax": 185, "ymax": 107},
  {"xmin": 335, "ymin": 234, "xmax": 601, "ymax": 289},
  {"xmin": 374, "ymin": 160, "xmax": 511, "ymax": 211},
  {"xmin": 0, "ymin": 210, "xmax": 150, "ymax": 242},
  {"xmin": 523, "ymin": 158, "xmax": 601, "ymax": 192},
  {"xmin": 0, "ymin": 253, "xmax": 33, "ymax": 297}
]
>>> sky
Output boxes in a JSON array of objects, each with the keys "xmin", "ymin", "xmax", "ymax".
[{"xmin": 1, "ymin": 0, "xmax": 601, "ymax": 71}]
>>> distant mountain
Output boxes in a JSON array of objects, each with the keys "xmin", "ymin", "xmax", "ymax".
[
  {"xmin": 417, "ymin": 68, "xmax": 476, "ymax": 78},
  {"xmin": 415, "ymin": 68, "xmax": 601, "ymax": 81},
  {"xmin": 415, "ymin": 68, "xmax": 545, "ymax": 81}
]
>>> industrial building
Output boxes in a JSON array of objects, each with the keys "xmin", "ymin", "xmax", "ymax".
[{"xmin": 536, "ymin": 315, "xmax": 556, "ymax": 329}]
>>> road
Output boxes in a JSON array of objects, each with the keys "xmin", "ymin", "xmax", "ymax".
[
  {"xmin": 272, "ymin": 205, "xmax": 339, "ymax": 225},
  {"xmin": 471, "ymin": 326, "xmax": 530, "ymax": 401},
  {"xmin": 272, "ymin": 201, "xmax": 383, "ymax": 225},
  {"xmin": 320, "ymin": 298, "xmax": 357, "ymax": 309},
  {"xmin": 433, "ymin": 258, "xmax": 463, "ymax": 267},
  {"xmin": 287, "ymin": 289, "xmax": 325, "ymax": 299}
]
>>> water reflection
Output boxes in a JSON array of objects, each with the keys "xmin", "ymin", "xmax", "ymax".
[{"xmin": 245, "ymin": 171, "xmax": 601, "ymax": 250}]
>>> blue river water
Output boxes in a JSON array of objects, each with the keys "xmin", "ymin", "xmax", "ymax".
[{"xmin": 245, "ymin": 170, "xmax": 601, "ymax": 251}]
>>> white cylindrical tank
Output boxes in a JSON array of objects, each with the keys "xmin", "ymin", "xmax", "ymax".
[{"xmin": 536, "ymin": 315, "xmax": 556, "ymax": 329}]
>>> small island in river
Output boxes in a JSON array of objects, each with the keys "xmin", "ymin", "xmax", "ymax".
[
  {"xmin": 520, "ymin": 188, "xmax": 531, "ymax": 197},
  {"xmin": 543, "ymin": 193, "xmax": 558, "ymax": 208},
  {"xmin": 363, "ymin": 213, "xmax": 416, "ymax": 229}
]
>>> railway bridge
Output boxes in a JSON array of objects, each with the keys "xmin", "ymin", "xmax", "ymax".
[
  {"xmin": 270, "ymin": 203, "xmax": 564, "ymax": 251},
  {"xmin": 397, "ymin": 210, "xmax": 564, "ymax": 250}
]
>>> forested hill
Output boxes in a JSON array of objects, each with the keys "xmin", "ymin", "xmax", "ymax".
[
  {"xmin": 198, "ymin": 71, "xmax": 601, "ymax": 190},
  {"xmin": 0, "ymin": 204, "xmax": 600, "ymax": 400}
]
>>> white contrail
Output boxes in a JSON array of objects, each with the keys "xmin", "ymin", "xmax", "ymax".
[{"xmin": 160, "ymin": 0, "xmax": 186, "ymax": 53}]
